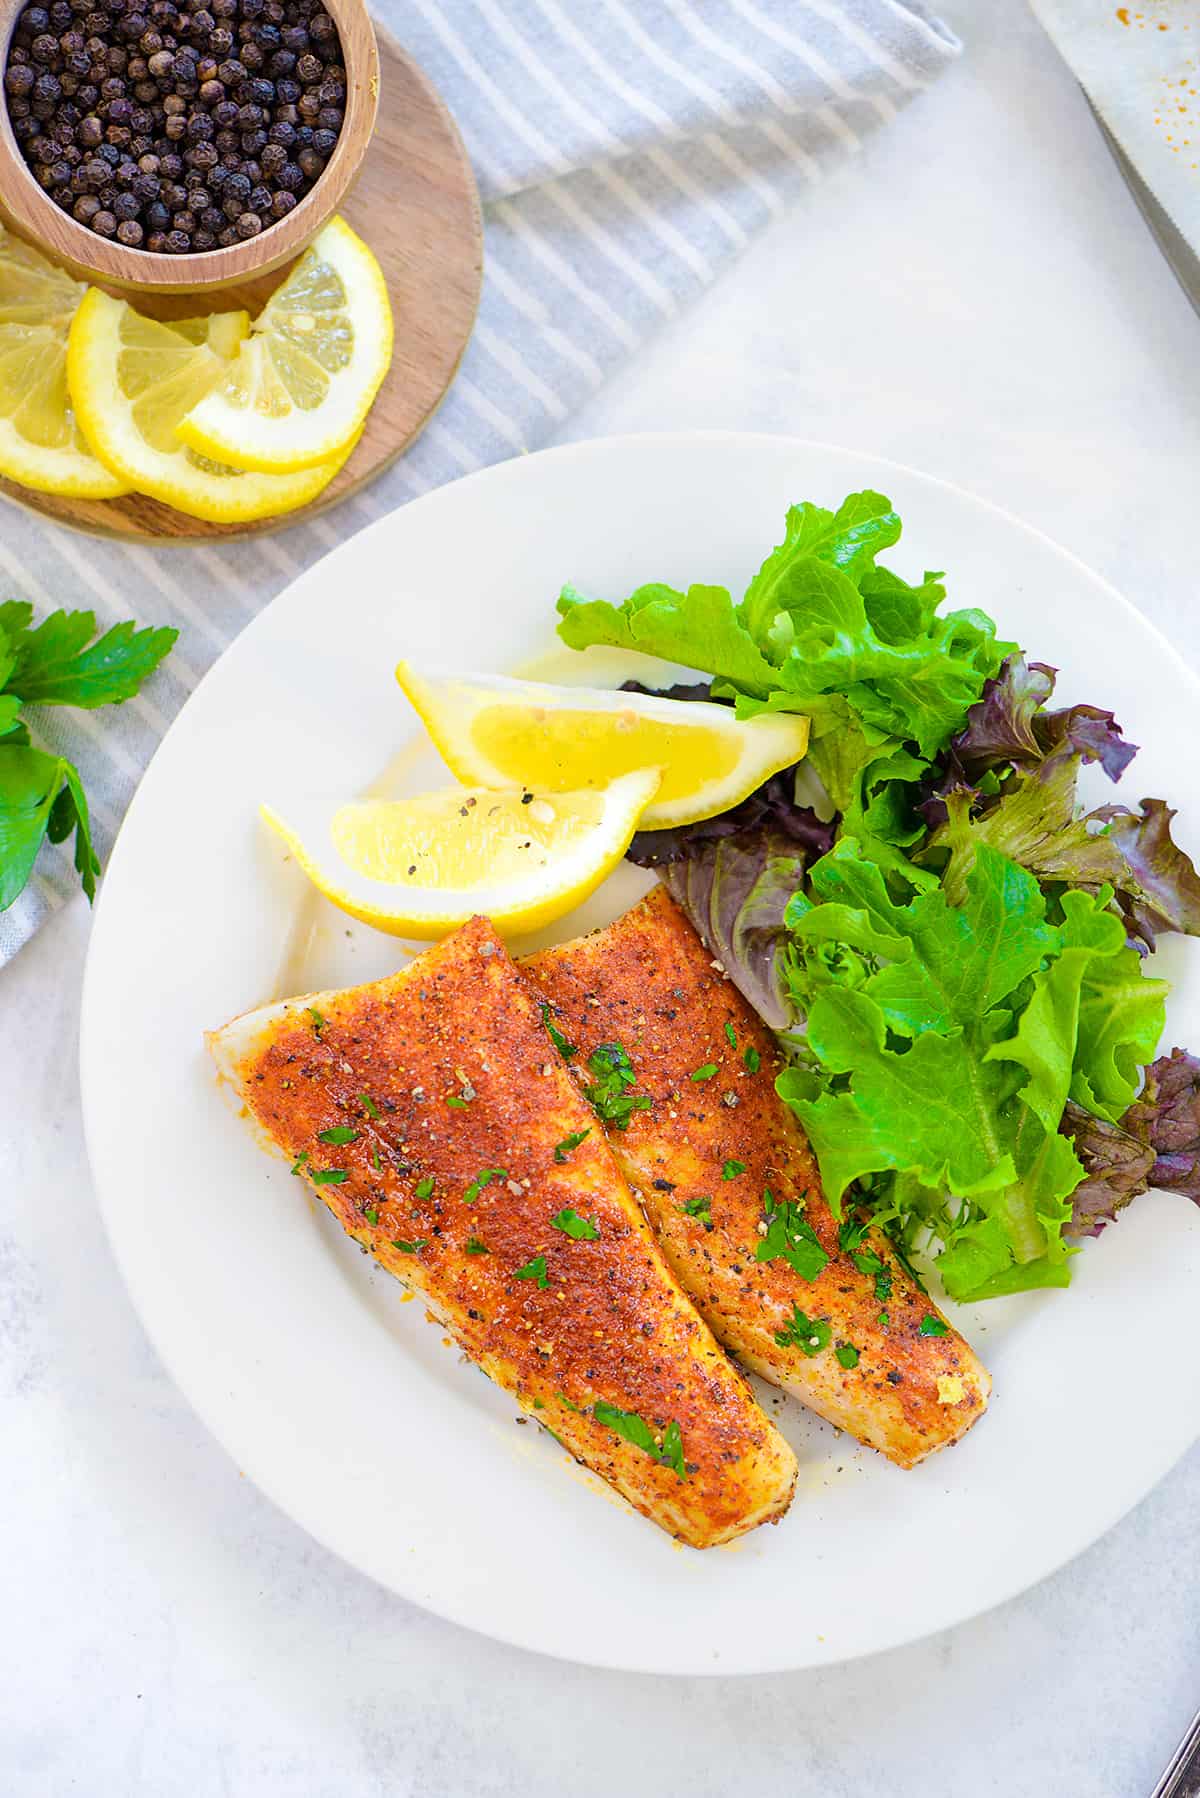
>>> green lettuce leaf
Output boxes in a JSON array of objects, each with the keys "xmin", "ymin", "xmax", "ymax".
[{"xmin": 556, "ymin": 492, "xmax": 1013, "ymax": 820}]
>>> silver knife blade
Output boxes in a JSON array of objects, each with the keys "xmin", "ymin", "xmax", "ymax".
[
  {"xmin": 1084, "ymin": 93, "xmax": 1200, "ymax": 320},
  {"xmin": 1151, "ymin": 1703, "xmax": 1200, "ymax": 1798}
]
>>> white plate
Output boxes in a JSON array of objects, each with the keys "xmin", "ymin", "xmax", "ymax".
[{"xmin": 80, "ymin": 433, "xmax": 1200, "ymax": 1676}]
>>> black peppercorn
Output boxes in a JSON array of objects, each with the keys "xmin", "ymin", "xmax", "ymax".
[
  {"xmin": 164, "ymin": 227, "xmax": 189, "ymax": 251},
  {"xmin": 9, "ymin": 0, "xmax": 344, "ymax": 249}
]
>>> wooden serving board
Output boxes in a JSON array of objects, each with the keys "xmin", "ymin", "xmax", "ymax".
[{"xmin": 0, "ymin": 26, "xmax": 483, "ymax": 543}]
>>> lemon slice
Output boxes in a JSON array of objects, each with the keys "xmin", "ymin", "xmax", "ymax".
[
  {"xmin": 175, "ymin": 217, "xmax": 393, "ymax": 474},
  {"xmin": 0, "ymin": 225, "xmax": 130, "ymax": 498},
  {"xmin": 261, "ymin": 769, "xmax": 662, "ymax": 938},
  {"xmin": 67, "ymin": 288, "xmax": 352, "ymax": 523},
  {"xmin": 396, "ymin": 664, "xmax": 810, "ymax": 831}
]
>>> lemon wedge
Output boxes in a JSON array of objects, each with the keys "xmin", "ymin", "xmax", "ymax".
[
  {"xmin": 0, "ymin": 224, "xmax": 130, "ymax": 498},
  {"xmin": 261, "ymin": 770, "xmax": 662, "ymax": 938},
  {"xmin": 67, "ymin": 287, "xmax": 352, "ymax": 523},
  {"xmin": 396, "ymin": 664, "xmax": 810, "ymax": 831},
  {"xmin": 175, "ymin": 217, "xmax": 393, "ymax": 474}
]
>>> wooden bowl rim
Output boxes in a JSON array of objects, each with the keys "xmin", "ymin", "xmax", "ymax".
[{"xmin": 0, "ymin": 0, "xmax": 378, "ymax": 291}]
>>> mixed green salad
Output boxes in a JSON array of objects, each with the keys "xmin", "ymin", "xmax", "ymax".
[{"xmin": 555, "ymin": 492, "xmax": 1200, "ymax": 1303}]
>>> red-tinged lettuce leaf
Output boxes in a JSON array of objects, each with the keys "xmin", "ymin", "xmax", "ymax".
[
  {"xmin": 1094, "ymin": 800, "xmax": 1200, "ymax": 949},
  {"xmin": 924, "ymin": 751, "xmax": 1200, "ymax": 952},
  {"xmin": 1125, "ymin": 1047, "xmax": 1200, "ymax": 1198},
  {"xmin": 660, "ymin": 828, "xmax": 808, "ymax": 1030},
  {"xmin": 1061, "ymin": 1048, "xmax": 1200, "ymax": 1236},
  {"xmin": 942, "ymin": 653, "xmax": 1138, "ymax": 785},
  {"xmin": 949, "ymin": 655, "xmax": 1057, "ymax": 776},
  {"xmin": 1060, "ymin": 1101, "xmax": 1155, "ymax": 1238},
  {"xmin": 1036, "ymin": 702, "xmax": 1137, "ymax": 782}
]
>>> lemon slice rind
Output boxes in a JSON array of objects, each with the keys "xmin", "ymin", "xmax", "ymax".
[
  {"xmin": 175, "ymin": 217, "xmax": 393, "ymax": 475},
  {"xmin": 395, "ymin": 663, "xmax": 811, "ymax": 832},
  {"xmin": 261, "ymin": 768, "xmax": 663, "ymax": 939}
]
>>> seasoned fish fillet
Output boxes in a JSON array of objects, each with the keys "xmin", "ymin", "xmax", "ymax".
[
  {"xmin": 207, "ymin": 916, "xmax": 797, "ymax": 1548},
  {"xmin": 525, "ymin": 885, "xmax": 990, "ymax": 1468}
]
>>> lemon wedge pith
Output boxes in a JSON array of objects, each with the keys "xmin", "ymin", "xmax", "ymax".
[
  {"xmin": 0, "ymin": 224, "xmax": 130, "ymax": 498},
  {"xmin": 396, "ymin": 664, "xmax": 810, "ymax": 832},
  {"xmin": 175, "ymin": 217, "xmax": 393, "ymax": 474},
  {"xmin": 67, "ymin": 287, "xmax": 351, "ymax": 523},
  {"xmin": 262, "ymin": 769, "xmax": 662, "ymax": 938}
]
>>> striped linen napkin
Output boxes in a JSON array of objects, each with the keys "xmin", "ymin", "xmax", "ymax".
[{"xmin": 0, "ymin": 0, "xmax": 960, "ymax": 967}]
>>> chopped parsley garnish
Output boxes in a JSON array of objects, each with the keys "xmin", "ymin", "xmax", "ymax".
[
  {"xmin": 392, "ymin": 1237, "xmax": 426, "ymax": 1254},
  {"xmin": 553, "ymin": 1128, "xmax": 591, "ymax": 1163},
  {"xmin": 290, "ymin": 1150, "xmax": 309, "ymax": 1176},
  {"xmin": 756, "ymin": 1189, "xmax": 830, "ymax": 1283},
  {"xmin": 681, "ymin": 1194, "xmax": 712, "ymax": 1222},
  {"xmin": 363, "ymin": 1206, "xmax": 379, "ymax": 1225},
  {"xmin": 743, "ymin": 1046, "xmax": 761, "ymax": 1074},
  {"xmin": 724, "ymin": 1021, "xmax": 737, "ymax": 1049},
  {"xmin": 514, "ymin": 1254, "xmax": 549, "ymax": 1288},
  {"xmin": 919, "ymin": 1313, "xmax": 950, "ymax": 1337},
  {"xmin": 878, "ymin": 1310, "xmax": 890, "ymax": 1328},
  {"xmin": 466, "ymin": 1236, "xmax": 489, "ymax": 1255},
  {"xmin": 358, "ymin": 1093, "xmax": 381, "ymax": 1119},
  {"xmin": 371, "ymin": 1147, "xmax": 382, "ymax": 1172},
  {"xmin": 317, "ymin": 1125, "xmax": 358, "ymax": 1146},
  {"xmin": 540, "ymin": 1002, "xmax": 576, "ymax": 1062},
  {"xmin": 550, "ymin": 1207, "xmax": 600, "ymax": 1241},
  {"xmin": 446, "ymin": 1094, "xmax": 470, "ymax": 1109},
  {"xmin": 835, "ymin": 1342, "xmax": 860, "ymax": 1369},
  {"xmin": 532, "ymin": 1397, "xmax": 544, "ymax": 1410},
  {"xmin": 774, "ymin": 1305, "xmax": 832, "ymax": 1356},
  {"xmin": 311, "ymin": 1167, "xmax": 349, "ymax": 1185},
  {"xmin": 582, "ymin": 1042, "xmax": 652, "ymax": 1130},
  {"xmin": 414, "ymin": 1176, "xmax": 435, "ymax": 1200},
  {"xmin": 852, "ymin": 1248, "xmax": 893, "ymax": 1304},
  {"xmin": 722, "ymin": 1159, "xmax": 746, "ymax": 1180},
  {"xmin": 306, "ymin": 1006, "xmax": 325, "ymax": 1035},
  {"xmin": 690, "ymin": 1062, "xmax": 718, "ymax": 1082},
  {"xmin": 558, "ymin": 1392, "xmax": 582, "ymax": 1413},
  {"xmin": 465, "ymin": 1167, "xmax": 508, "ymax": 1204},
  {"xmin": 592, "ymin": 1401, "xmax": 687, "ymax": 1480}
]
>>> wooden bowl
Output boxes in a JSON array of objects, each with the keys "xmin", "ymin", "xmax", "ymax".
[{"xmin": 0, "ymin": 0, "xmax": 379, "ymax": 294}]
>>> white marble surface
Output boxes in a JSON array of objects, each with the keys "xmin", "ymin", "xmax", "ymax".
[{"xmin": 4, "ymin": 2, "xmax": 1200, "ymax": 1792}]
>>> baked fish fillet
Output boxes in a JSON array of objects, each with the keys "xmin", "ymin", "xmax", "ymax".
[
  {"xmin": 207, "ymin": 915, "xmax": 797, "ymax": 1548},
  {"xmin": 525, "ymin": 885, "xmax": 990, "ymax": 1468}
]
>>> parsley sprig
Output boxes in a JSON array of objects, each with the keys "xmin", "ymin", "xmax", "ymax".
[
  {"xmin": 0, "ymin": 604, "xmax": 176, "ymax": 911},
  {"xmin": 775, "ymin": 1305, "xmax": 832, "ymax": 1356},
  {"xmin": 756, "ymin": 1189, "xmax": 830, "ymax": 1283},
  {"xmin": 593, "ymin": 1401, "xmax": 687, "ymax": 1480},
  {"xmin": 582, "ymin": 1042, "xmax": 652, "ymax": 1130}
]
